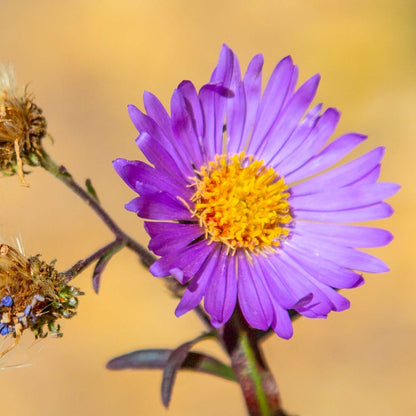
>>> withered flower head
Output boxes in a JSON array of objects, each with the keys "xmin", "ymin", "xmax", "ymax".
[
  {"xmin": 0, "ymin": 243, "xmax": 81, "ymax": 357},
  {"xmin": 0, "ymin": 65, "xmax": 47, "ymax": 186}
]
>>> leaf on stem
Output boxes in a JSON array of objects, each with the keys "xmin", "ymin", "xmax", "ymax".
[
  {"xmin": 85, "ymin": 178, "xmax": 100, "ymax": 203},
  {"xmin": 160, "ymin": 332, "xmax": 216, "ymax": 407},
  {"xmin": 92, "ymin": 241, "xmax": 126, "ymax": 293},
  {"xmin": 161, "ymin": 341, "xmax": 194, "ymax": 408},
  {"xmin": 92, "ymin": 256, "xmax": 107, "ymax": 294},
  {"xmin": 106, "ymin": 348, "xmax": 235, "ymax": 380},
  {"xmin": 58, "ymin": 165, "xmax": 72, "ymax": 178}
]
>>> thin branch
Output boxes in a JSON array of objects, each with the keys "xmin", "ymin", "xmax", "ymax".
[
  {"xmin": 60, "ymin": 239, "xmax": 126, "ymax": 283},
  {"xmin": 39, "ymin": 148, "xmax": 156, "ymax": 267},
  {"xmin": 38, "ymin": 148, "xmax": 212, "ymax": 326}
]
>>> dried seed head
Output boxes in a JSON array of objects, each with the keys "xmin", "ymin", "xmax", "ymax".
[
  {"xmin": 0, "ymin": 65, "xmax": 47, "ymax": 185},
  {"xmin": 0, "ymin": 243, "xmax": 81, "ymax": 357}
]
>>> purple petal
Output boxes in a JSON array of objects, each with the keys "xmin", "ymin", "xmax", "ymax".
[
  {"xmin": 178, "ymin": 81, "xmax": 204, "ymax": 140},
  {"xmin": 270, "ymin": 253, "xmax": 333, "ymax": 318},
  {"xmin": 287, "ymin": 234, "xmax": 390, "ymax": 273},
  {"xmin": 284, "ymin": 244, "xmax": 364, "ymax": 289},
  {"xmin": 291, "ymin": 182, "xmax": 400, "ymax": 211},
  {"xmin": 199, "ymin": 86, "xmax": 227, "ymax": 160},
  {"xmin": 175, "ymin": 247, "xmax": 221, "ymax": 316},
  {"xmin": 285, "ymin": 133, "xmax": 366, "ymax": 183},
  {"xmin": 279, "ymin": 252, "xmax": 351, "ymax": 315},
  {"xmin": 240, "ymin": 54, "xmax": 264, "ymax": 146},
  {"xmin": 135, "ymin": 132, "xmax": 189, "ymax": 182},
  {"xmin": 205, "ymin": 251, "xmax": 237, "ymax": 327},
  {"xmin": 143, "ymin": 91, "xmax": 174, "ymax": 139},
  {"xmin": 227, "ymin": 53, "xmax": 264, "ymax": 153},
  {"xmin": 299, "ymin": 285, "xmax": 350, "ymax": 316},
  {"xmin": 266, "ymin": 103, "xmax": 322, "ymax": 167},
  {"xmin": 200, "ymin": 45, "xmax": 238, "ymax": 158},
  {"xmin": 271, "ymin": 304, "xmax": 293, "ymax": 339},
  {"xmin": 145, "ymin": 221, "xmax": 197, "ymax": 238},
  {"xmin": 113, "ymin": 158, "xmax": 140, "ymax": 191},
  {"xmin": 294, "ymin": 222, "xmax": 393, "ymax": 248},
  {"xmin": 350, "ymin": 165, "xmax": 381, "ymax": 186},
  {"xmin": 146, "ymin": 222, "xmax": 203, "ymax": 256},
  {"xmin": 295, "ymin": 201, "xmax": 394, "ymax": 222},
  {"xmin": 113, "ymin": 159, "xmax": 189, "ymax": 199},
  {"xmin": 290, "ymin": 147, "xmax": 385, "ymax": 196},
  {"xmin": 256, "ymin": 255, "xmax": 313, "ymax": 310},
  {"xmin": 276, "ymin": 107, "xmax": 339, "ymax": 176},
  {"xmin": 210, "ymin": 44, "xmax": 240, "ymax": 86},
  {"xmin": 319, "ymin": 287, "xmax": 350, "ymax": 312},
  {"xmin": 125, "ymin": 192, "xmax": 192, "ymax": 221},
  {"xmin": 237, "ymin": 253, "xmax": 274, "ymax": 331},
  {"xmin": 247, "ymin": 56, "xmax": 296, "ymax": 154},
  {"xmin": 150, "ymin": 240, "xmax": 214, "ymax": 283},
  {"xmin": 171, "ymin": 89, "xmax": 204, "ymax": 168},
  {"xmin": 257, "ymin": 74, "xmax": 322, "ymax": 162},
  {"xmin": 227, "ymin": 82, "xmax": 247, "ymax": 154},
  {"xmin": 129, "ymin": 105, "xmax": 194, "ymax": 177}
]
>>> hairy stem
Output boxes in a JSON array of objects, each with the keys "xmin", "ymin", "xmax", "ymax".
[{"xmin": 219, "ymin": 306, "xmax": 287, "ymax": 416}]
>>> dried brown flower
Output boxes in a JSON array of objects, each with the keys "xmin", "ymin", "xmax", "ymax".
[
  {"xmin": 0, "ymin": 65, "xmax": 47, "ymax": 186},
  {"xmin": 0, "ymin": 243, "xmax": 81, "ymax": 357}
]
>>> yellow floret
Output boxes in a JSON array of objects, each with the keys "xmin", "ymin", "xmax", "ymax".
[{"xmin": 190, "ymin": 152, "xmax": 292, "ymax": 254}]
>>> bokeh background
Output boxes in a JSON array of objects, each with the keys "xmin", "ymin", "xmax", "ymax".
[{"xmin": 0, "ymin": 0, "xmax": 414, "ymax": 415}]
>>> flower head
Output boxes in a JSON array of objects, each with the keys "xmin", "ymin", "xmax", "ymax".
[
  {"xmin": 114, "ymin": 45, "xmax": 399, "ymax": 338},
  {"xmin": 0, "ymin": 65, "xmax": 47, "ymax": 185},
  {"xmin": 0, "ymin": 243, "xmax": 81, "ymax": 357}
]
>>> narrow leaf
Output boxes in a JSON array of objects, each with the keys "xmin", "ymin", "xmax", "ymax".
[
  {"xmin": 182, "ymin": 351, "xmax": 235, "ymax": 381},
  {"xmin": 92, "ymin": 256, "xmax": 110, "ymax": 294},
  {"xmin": 85, "ymin": 178, "xmax": 100, "ymax": 203},
  {"xmin": 107, "ymin": 349, "xmax": 172, "ymax": 370},
  {"xmin": 161, "ymin": 342, "xmax": 193, "ymax": 408},
  {"xmin": 106, "ymin": 348, "xmax": 235, "ymax": 382},
  {"xmin": 92, "ymin": 241, "xmax": 126, "ymax": 293},
  {"xmin": 161, "ymin": 333, "xmax": 213, "ymax": 408}
]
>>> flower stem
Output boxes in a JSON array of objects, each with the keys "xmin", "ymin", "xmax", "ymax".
[
  {"xmin": 38, "ymin": 148, "xmax": 155, "ymax": 268},
  {"xmin": 220, "ymin": 307, "xmax": 286, "ymax": 416}
]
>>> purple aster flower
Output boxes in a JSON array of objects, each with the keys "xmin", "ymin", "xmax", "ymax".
[{"xmin": 114, "ymin": 45, "xmax": 399, "ymax": 339}]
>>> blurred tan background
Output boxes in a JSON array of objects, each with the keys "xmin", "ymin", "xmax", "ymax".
[{"xmin": 0, "ymin": 0, "xmax": 414, "ymax": 415}]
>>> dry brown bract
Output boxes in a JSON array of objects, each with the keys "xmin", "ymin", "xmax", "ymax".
[{"xmin": 0, "ymin": 65, "xmax": 47, "ymax": 186}]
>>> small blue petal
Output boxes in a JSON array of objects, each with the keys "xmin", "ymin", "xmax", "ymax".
[
  {"xmin": 0, "ymin": 325, "xmax": 9, "ymax": 336},
  {"xmin": 34, "ymin": 294, "xmax": 45, "ymax": 302},
  {"xmin": 1, "ymin": 296, "xmax": 13, "ymax": 307},
  {"xmin": 24, "ymin": 305, "xmax": 32, "ymax": 315}
]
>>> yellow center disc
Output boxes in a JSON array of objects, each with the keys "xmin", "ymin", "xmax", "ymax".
[{"xmin": 190, "ymin": 152, "xmax": 292, "ymax": 253}]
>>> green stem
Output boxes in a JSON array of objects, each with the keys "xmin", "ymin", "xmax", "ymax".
[{"xmin": 219, "ymin": 307, "xmax": 286, "ymax": 416}]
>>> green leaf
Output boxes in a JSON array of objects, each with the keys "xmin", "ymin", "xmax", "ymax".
[{"xmin": 85, "ymin": 178, "xmax": 100, "ymax": 203}]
